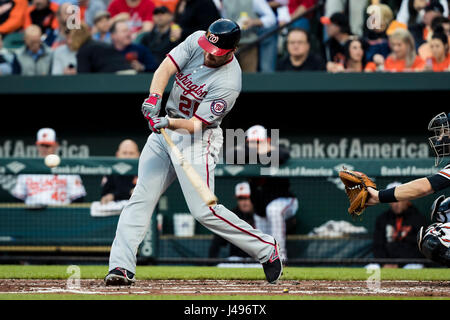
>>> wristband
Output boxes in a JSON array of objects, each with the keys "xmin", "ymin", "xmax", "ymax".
[
  {"xmin": 147, "ymin": 93, "xmax": 161, "ymax": 105},
  {"xmin": 378, "ymin": 187, "xmax": 398, "ymax": 203}
]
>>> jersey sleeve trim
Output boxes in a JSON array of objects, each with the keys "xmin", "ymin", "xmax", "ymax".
[
  {"xmin": 166, "ymin": 53, "xmax": 181, "ymax": 73},
  {"xmin": 438, "ymin": 170, "xmax": 450, "ymax": 179},
  {"xmin": 194, "ymin": 114, "xmax": 212, "ymax": 125}
]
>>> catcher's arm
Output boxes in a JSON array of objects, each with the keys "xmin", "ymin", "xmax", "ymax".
[{"xmin": 366, "ymin": 178, "xmax": 434, "ymax": 205}]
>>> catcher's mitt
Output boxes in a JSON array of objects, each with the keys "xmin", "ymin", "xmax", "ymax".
[{"xmin": 339, "ymin": 169, "xmax": 377, "ymax": 217}]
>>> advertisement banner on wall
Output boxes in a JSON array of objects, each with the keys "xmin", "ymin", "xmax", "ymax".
[{"xmin": 0, "ymin": 134, "xmax": 431, "ymax": 160}]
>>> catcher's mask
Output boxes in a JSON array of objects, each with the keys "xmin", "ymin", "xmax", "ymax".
[
  {"xmin": 428, "ymin": 112, "xmax": 450, "ymax": 166},
  {"xmin": 417, "ymin": 223, "xmax": 450, "ymax": 267}
]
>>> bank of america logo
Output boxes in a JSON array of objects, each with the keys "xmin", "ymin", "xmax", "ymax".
[
  {"xmin": 7, "ymin": 161, "xmax": 26, "ymax": 174},
  {"xmin": 113, "ymin": 162, "xmax": 132, "ymax": 175}
]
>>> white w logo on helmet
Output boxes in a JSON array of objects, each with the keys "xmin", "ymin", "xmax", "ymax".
[{"xmin": 208, "ymin": 33, "xmax": 219, "ymax": 43}]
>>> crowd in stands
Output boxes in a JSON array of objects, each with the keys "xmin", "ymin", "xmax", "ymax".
[{"xmin": 0, "ymin": 0, "xmax": 450, "ymax": 75}]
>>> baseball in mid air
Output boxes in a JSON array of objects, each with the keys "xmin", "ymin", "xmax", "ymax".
[{"xmin": 44, "ymin": 154, "xmax": 61, "ymax": 168}]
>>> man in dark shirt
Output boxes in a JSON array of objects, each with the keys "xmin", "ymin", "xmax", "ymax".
[
  {"xmin": 373, "ymin": 182, "xmax": 428, "ymax": 267},
  {"xmin": 140, "ymin": 6, "xmax": 178, "ymax": 65},
  {"xmin": 100, "ymin": 139, "xmax": 140, "ymax": 204},
  {"xmin": 208, "ymin": 182, "xmax": 255, "ymax": 260},
  {"xmin": 173, "ymin": 0, "xmax": 221, "ymax": 42},
  {"xmin": 320, "ymin": 12, "xmax": 352, "ymax": 64},
  {"xmin": 110, "ymin": 19, "xmax": 158, "ymax": 72},
  {"xmin": 73, "ymin": 23, "xmax": 132, "ymax": 73},
  {"xmin": 277, "ymin": 27, "xmax": 325, "ymax": 71}
]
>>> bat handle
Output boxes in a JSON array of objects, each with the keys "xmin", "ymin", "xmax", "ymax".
[{"xmin": 160, "ymin": 128, "xmax": 173, "ymax": 147}]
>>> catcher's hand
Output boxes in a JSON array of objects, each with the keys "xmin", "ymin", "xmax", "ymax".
[{"xmin": 339, "ymin": 168, "xmax": 377, "ymax": 217}]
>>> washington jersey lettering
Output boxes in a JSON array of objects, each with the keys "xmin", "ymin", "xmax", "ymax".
[{"xmin": 165, "ymin": 31, "xmax": 242, "ymax": 128}]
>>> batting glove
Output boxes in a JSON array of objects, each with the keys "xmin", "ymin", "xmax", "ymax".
[
  {"xmin": 148, "ymin": 116, "xmax": 169, "ymax": 134},
  {"xmin": 142, "ymin": 93, "xmax": 162, "ymax": 120}
]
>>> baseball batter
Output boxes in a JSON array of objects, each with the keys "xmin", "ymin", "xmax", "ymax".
[{"xmin": 105, "ymin": 19, "xmax": 282, "ymax": 285}]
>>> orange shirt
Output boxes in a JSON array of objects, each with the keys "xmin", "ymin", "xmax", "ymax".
[
  {"xmin": 364, "ymin": 61, "xmax": 377, "ymax": 72},
  {"xmin": 384, "ymin": 55, "xmax": 426, "ymax": 72},
  {"xmin": 152, "ymin": 0, "xmax": 179, "ymax": 12},
  {"xmin": 0, "ymin": 0, "xmax": 27, "ymax": 34},
  {"xmin": 79, "ymin": 5, "xmax": 87, "ymax": 23},
  {"xmin": 24, "ymin": 2, "xmax": 59, "ymax": 30},
  {"xmin": 431, "ymin": 54, "xmax": 450, "ymax": 72}
]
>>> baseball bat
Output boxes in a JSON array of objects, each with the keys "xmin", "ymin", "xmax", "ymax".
[{"xmin": 160, "ymin": 128, "xmax": 218, "ymax": 207}]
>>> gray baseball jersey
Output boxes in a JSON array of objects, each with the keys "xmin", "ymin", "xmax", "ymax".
[
  {"xmin": 108, "ymin": 30, "xmax": 276, "ymax": 275},
  {"xmin": 165, "ymin": 31, "xmax": 241, "ymax": 128}
]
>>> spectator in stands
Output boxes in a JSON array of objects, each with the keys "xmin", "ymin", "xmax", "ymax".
[
  {"xmin": 174, "ymin": 0, "xmax": 221, "ymax": 42},
  {"xmin": 107, "ymin": 0, "xmax": 155, "ymax": 34},
  {"xmin": 373, "ymin": 27, "xmax": 425, "ymax": 71},
  {"xmin": 15, "ymin": 25, "xmax": 53, "ymax": 75},
  {"xmin": 100, "ymin": 139, "xmax": 139, "ymax": 204},
  {"xmin": 415, "ymin": 16, "xmax": 450, "ymax": 58},
  {"xmin": 11, "ymin": 128, "xmax": 86, "ymax": 207},
  {"xmin": 208, "ymin": 182, "xmax": 255, "ymax": 260},
  {"xmin": 221, "ymin": 0, "xmax": 276, "ymax": 72},
  {"xmin": 324, "ymin": 0, "xmax": 367, "ymax": 36},
  {"xmin": 256, "ymin": 0, "xmax": 284, "ymax": 72},
  {"xmin": 423, "ymin": 26, "xmax": 450, "ymax": 71},
  {"xmin": 92, "ymin": 11, "xmax": 112, "ymax": 43},
  {"xmin": 0, "ymin": 33, "xmax": 19, "ymax": 74},
  {"xmin": 409, "ymin": 0, "xmax": 444, "ymax": 49},
  {"xmin": 437, "ymin": 16, "xmax": 450, "ymax": 36},
  {"xmin": 288, "ymin": 0, "xmax": 317, "ymax": 31},
  {"xmin": 110, "ymin": 19, "xmax": 158, "ymax": 72},
  {"xmin": 49, "ymin": 2, "xmax": 73, "ymax": 49},
  {"xmin": 321, "ymin": 12, "xmax": 352, "ymax": 64},
  {"xmin": 0, "ymin": 0, "xmax": 27, "ymax": 35},
  {"xmin": 51, "ymin": 26, "xmax": 77, "ymax": 75},
  {"xmin": 396, "ymin": 0, "xmax": 448, "ymax": 27},
  {"xmin": 275, "ymin": 2, "xmax": 292, "ymax": 27},
  {"xmin": 327, "ymin": 37, "xmax": 377, "ymax": 72},
  {"xmin": 373, "ymin": 181, "xmax": 427, "ymax": 268},
  {"xmin": 79, "ymin": 0, "xmax": 107, "ymax": 28},
  {"xmin": 71, "ymin": 22, "xmax": 133, "ymax": 73},
  {"xmin": 23, "ymin": 0, "xmax": 59, "ymax": 37},
  {"xmin": 140, "ymin": 6, "xmax": 178, "ymax": 65},
  {"xmin": 276, "ymin": 27, "xmax": 325, "ymax": 71},
  {"xmin": 365, "ymin": 3, "xmax": 394, "ymax": 62},
  {"xmin": 431, "ymin": 16, "xmax": 450, "ymax": 39}
]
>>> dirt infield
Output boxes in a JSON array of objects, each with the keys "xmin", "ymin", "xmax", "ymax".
[{"xmin": 1, "ymin": 279, "xmax": 449, "ymax": 297}]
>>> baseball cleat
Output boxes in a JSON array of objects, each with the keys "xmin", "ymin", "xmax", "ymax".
[
  {"xmin": 262, "ymin": 241, "xmax": 283, "ymax": 284},
  {"xmin": 104, "ymin": 267, "xmax": 135, "ymax": 286}
]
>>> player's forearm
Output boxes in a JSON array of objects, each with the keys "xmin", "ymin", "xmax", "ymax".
[
  {"xmin": 149, "ymin": 57, "xmax": 177, "ymax": 95},
  {"xmin": 393, "ymin": 178, "xmax": 434, "ymax": 201},
  {"xmin": 372, "ymin": 177, "xmax": 434, "ymax": 204},
  {"xmin": 167, "ymin": 118, "xmax": 203, "ymax": 134}
]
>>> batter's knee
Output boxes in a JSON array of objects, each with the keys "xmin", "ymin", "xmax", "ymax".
[
  {"xmin": 191, "ymin": 203, "xmax": 230, "ymax": 227},
  {"xmin": 189, "ymin": 203, "xmax": 218, "ymax": 222}
]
